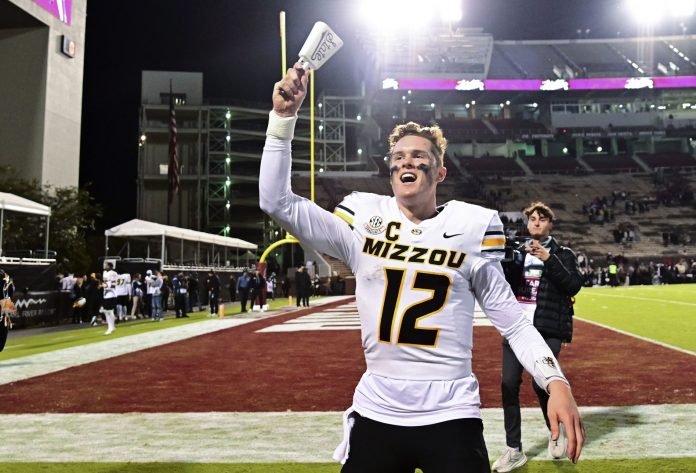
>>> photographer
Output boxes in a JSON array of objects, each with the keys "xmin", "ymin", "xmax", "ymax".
[{"xmin": 493, "ymin": 202, "xmax": 583, "ymax": 472}]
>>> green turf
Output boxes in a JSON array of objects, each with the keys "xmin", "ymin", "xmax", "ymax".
[
  {"xmin": 574, "ymin": 285, "xmax": 696, "ymax": 353},
  {"xmin": 2, "ymin": 459, "xmax": 695, "ymax": 473},
  {"xmin": 0, "ymin": 297, "xmax": 315, "ymax": 361}
]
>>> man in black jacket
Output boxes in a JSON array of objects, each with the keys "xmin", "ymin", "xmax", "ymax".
[{"xmin": 492, "ymin": 202, "xmax": 583, "ymax": 472}]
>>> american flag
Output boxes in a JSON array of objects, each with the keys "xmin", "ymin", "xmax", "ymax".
[{"xmin": 168, "ymin": 84, "xmax": 180, "ymax": 204}]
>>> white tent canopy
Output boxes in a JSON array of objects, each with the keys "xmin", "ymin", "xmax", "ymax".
[
  {"xmin": 105, "ymin": 219, "xmax": 256, "ymax": 250},
  {"xmin": 0, "ymin": 192, "xmax": 52, "ymax": 259},
  {"xmin": 104, "ymin": 219, "xmax": 257, "ymax": 267},
  {"xmin": 0, "ymin": 192, "xmax": 52, "ymax": 216}
]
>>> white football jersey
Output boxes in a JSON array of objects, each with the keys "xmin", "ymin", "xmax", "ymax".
[
  {"xmin": 334, "ymin": 192, "xmax": 505, "ymax": 380},
  {"xmin": 102, "ymin": 270, "xmax": 119, "ymax": 299},
  {"xmin": 114, "ymin": 273, "xmax": 132, "ymax": 297},
  {"xmin": 260, "ymin": 134, "xmax": 566, "ymax": 427}
]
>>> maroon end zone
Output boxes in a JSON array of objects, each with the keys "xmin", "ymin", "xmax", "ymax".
[{"xmin": 0, "ymin": 299, "xmax": 694, "ymax": 413}]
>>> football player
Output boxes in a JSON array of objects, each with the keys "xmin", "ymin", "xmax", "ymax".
[
  {"xmin": 102, "ymin": 263, "xmax": 118, "ymax": 335},
  {"xmin": 259, "ymin": 64, "xmax": 584, "ymax": 473}
]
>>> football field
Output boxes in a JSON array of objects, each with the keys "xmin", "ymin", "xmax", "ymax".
[{"xmin": 0, "ymin": 287, "xmax": 695, "ymax": 473}]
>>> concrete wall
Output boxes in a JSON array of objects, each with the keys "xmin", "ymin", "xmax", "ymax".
[
  {"xmin": 1, "ymin": 0, "xmax": 87, "ymax": 188},
  {"xmin": 0, "ymin": 27, "xmax": 48, "ymax": 182}
]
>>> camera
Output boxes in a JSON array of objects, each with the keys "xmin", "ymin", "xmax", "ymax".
[{"xmin": 503, "ymin": 237, "xmax": 531, "ymax": 263}]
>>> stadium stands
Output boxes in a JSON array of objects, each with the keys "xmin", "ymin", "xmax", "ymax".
[
  {"xmin": 459, "ymin": 156, "xmax": 526, "ymax": 176},
  {"xmin": 521, "ymin": 155, "xmax": 582, "ymax": 174},
  {"xmin": 582, "ymin": 154, "xmax": 643, "ymax": 173},
  {"xmin": 638, "ymin": 152, "xmax": 696, "ymax": 170}
]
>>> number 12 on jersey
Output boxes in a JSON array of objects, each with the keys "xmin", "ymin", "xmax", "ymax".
[{"xmin": 379, "ymin": 267, "xmax": 452, "ymax": 347}]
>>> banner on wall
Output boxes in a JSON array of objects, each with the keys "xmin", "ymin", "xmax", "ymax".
[{"xmin": 33, "ymin": 0, "xmax": 72, "ymax": 25}]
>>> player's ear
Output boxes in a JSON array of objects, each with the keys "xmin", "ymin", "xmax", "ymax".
[{"xmin": 437, "ymin": 166, "xmax": 447, "ymax": 183}]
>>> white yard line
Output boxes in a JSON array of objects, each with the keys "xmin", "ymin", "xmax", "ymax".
[
  {"xmin": 0, "ymin": 296, "xmax": 353, "ymax": 386},
  {"xmin": 583, "ymin": 290, "xmax": 696, "ymax": 307},
  {"xmin": 0, "ymin": 404, "xmax": 693, "ymax": 462}
]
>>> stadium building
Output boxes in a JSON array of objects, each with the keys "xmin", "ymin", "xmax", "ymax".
[
  {"xmin": 0, "ymin": 0, "xmax": 86, "ymax": 188},
  {"xmin": 135, "ymin": 25, "xmax": 696, "ymax": 277}
]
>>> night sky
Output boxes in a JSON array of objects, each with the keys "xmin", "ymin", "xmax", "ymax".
[{"xmin": 79, "ymin": 0, "xmax": 695, "ymax": 229}]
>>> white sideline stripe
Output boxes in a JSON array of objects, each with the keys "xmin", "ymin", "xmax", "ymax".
[
  {"xmin": 0, "ymin": 404, "xmax": 693, "ymax": 462},
  {"xmin": 576, "ymin": 316, "xmax": 696, "ymax": 357},
  {"xmin": 0, "ymin": 296, "xmax": 355, "ymax": 386},
  {"xmin": 584, "ymin": 291, "xmax": 696, "ymax": 308}
]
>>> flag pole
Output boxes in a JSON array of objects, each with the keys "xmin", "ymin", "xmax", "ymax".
[{"xmin": 167, "ymin": 79, "xmax": 173, "ymax": 226}]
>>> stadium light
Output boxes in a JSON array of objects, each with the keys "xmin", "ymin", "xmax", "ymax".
[
  {"xmin": 359, "ymin": 0, "xmax": 463, "ymax": 33},
  {"xmin": 669, "ymin": 0, "xmax": 696, "ymax": 17},
  {"xmin": 440, "ymin": 0, "xmax": 463, "ymax": 22},
  {"xmin": 627, "ymin": 0, "xmax": 695, "ymax": 24}
]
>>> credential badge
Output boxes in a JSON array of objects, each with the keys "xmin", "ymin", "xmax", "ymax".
[{"xmin": 364, "ymin": 215, "xmax": 385, "ymax": 235}]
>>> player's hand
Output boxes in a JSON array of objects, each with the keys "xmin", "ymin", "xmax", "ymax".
[
  {"xmin": 272, "ymin": 63, "xmax": 307, "ymax": 117},
  {"xmin": 547, "ymin": 380, "xmax": 585, "ymax": 463}
]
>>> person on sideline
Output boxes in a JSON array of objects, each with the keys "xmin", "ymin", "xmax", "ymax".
[
  {"xmin": 0, "ymin": 269, "xmax": 16, "ymax": 351},
  {"xmin": 493, "ymin": 202, "xmax": 583, "ymax": 472},
  {"xmin": 207, "ymin": 269, "xmax": 220, "ymax": 317},
  {"xmin": 259, "ymin": 64, "xmax": 584, "ymax": 473},
  {"xmin": 101, "ymin": 263, "xmax": 118, "ymax": 335},
  {"xmin": 236, "ymin": 270, "xmax": 251, "ymax": 313}
]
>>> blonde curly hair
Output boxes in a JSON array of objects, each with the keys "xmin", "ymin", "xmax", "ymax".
[{"xmin": 388, "ymin": 122, "xmax": 447, "ymax": 167}]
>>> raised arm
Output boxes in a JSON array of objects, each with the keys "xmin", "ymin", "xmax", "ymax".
[{"xmin": 259, "ymin": 64, "xmax": 356, "ymax": 269}]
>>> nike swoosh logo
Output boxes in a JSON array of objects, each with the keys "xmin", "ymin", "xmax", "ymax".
[{"xmin": 443, "ymin": 232, "xmax": 464, "ymax": 239}]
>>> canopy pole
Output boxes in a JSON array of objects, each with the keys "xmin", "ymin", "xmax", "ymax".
[
  {"xmin": 127, "ymin": 241, "xmax": 131, "ymax": 258},
  {"xmin": 161, "ymin": 235, "xmax": 166, "ymax": 266},
  {"xmin": 44, "ymin": 216, "xmax": 50, "ymax": 259},
  {"xmin": 181, "ymin": 238, "xmax": 184, "ymax": 265},
  {"xmin": 105, "ymin": 234, "xmax": 109, "ymax": 257},
  {"xmin": 0, "ymin": 207, "xmax": 4, "ymax": 258}
]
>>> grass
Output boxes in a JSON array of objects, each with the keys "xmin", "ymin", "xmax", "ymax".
[
  {"xmin": 574, "ymin": 285, "xmax": 696, "ymax": 353},
  {"xmin": 0, "ymin": 297, "xmax": 312, "ymax": 361},
  {"xmin": 2, "ymin": 459, "xmax": 695, "ymax": 473}
]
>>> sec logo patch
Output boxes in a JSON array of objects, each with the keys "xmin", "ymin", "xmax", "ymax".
[{"xmin": 364, "ymin": 215, "xmax": 385, "ymax": 235}]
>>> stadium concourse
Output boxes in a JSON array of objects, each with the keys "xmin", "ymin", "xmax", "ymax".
[{"xmin": 0, "ymin": 295, "xmax": 694, "ymax": 465}]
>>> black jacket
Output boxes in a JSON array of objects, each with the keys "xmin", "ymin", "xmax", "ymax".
[{"xmin": 504, "ymin": 237, "xmax": 583, "ymax": 342}]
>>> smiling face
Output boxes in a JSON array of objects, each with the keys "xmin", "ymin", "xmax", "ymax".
[
  {"xmin": 527, "ymin": 210, "xmax": 553, "ymax": 240},
  {"xmin": 389, "ymin": 135, "xmax": 447, "ymax": 203}
]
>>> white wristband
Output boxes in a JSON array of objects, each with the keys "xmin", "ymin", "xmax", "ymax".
[{"xmin": 266, "ymin": 111, "xmax": 298, "ymax": 141}]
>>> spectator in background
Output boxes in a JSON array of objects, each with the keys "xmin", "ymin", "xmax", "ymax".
[
  {"xmin": 131, "ymin": 273, "xmax": 145, "ymax": 319},
  {"xmin": 496, "ymin": 202, "xmax": 583, "ymax": 471},
  {"xmin": 266, "ymin": 273, "xmax": 275, "ymax": 301},
  {"xmin": 172, "ymin": 272, "xmax": 189, "ymax": 318},
  {"xmin": 149, "ymin": 271, "xmax": 164, "ymax": 322},
  {"xmin": 188, "ymin": 273, "xmax": 201, "ymax": 312},
  {"xmin": 228, "ymin": 273, "xmax": 237, "ymax": 303},
  {"xmin": 295, "ymin": 266, "xmax": 311, "ymax": 308},
  {"xmin": 71, "ymin": 276, "xmax": 86, "ymax": 324},
  {"xmin": 1, "ymin": 269, "xmax": 16, "ymax": 352},
  {"xmin": 608, "ymin": 261, "xmax": 618, "ymax": 287},
  {"xmin": 207, "ymin": 269, "xmax": 221, "ymax": 317},
  {"xmin": 236, "ymin": 270, "xmax": 251, "ymax": 313},
  {"xmin": 161, "ymin": 275, "xmax": 171, "ymax": 312},
  {"xmin": 85, "ymin": 272, "xmax": 101, "ymax": 326},
  {"xmin": 144, "ymin": 270, "xmax": 154, "ymax": 319},
  {"xmin": 253, "ymin": 269, "xmax": 266, "ymax": 309}
]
